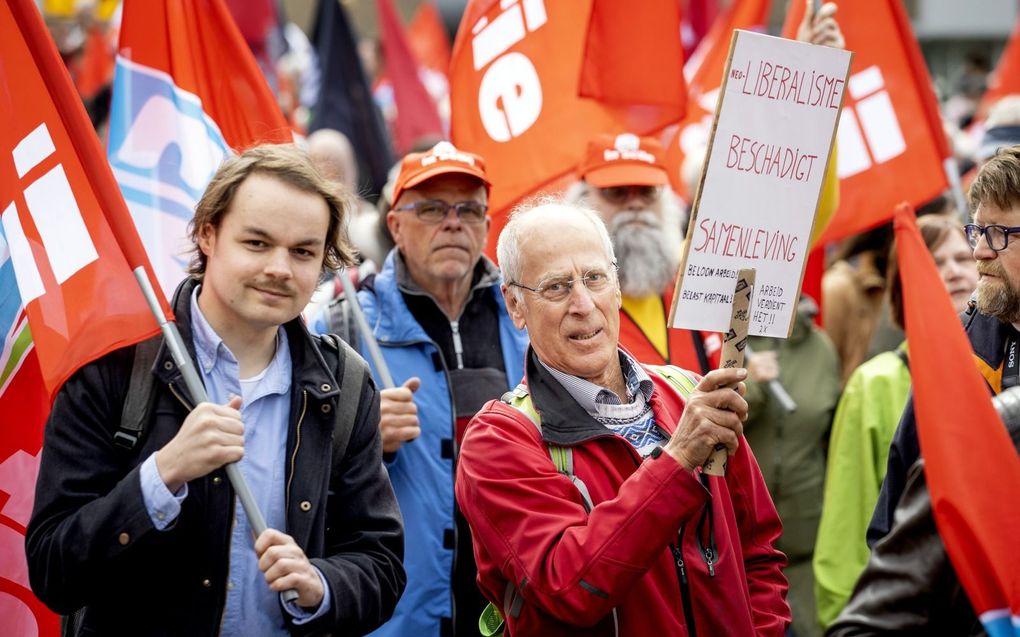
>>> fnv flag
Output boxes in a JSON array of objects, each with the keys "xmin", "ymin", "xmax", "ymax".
[
  {"xmin": 782, "ymin": 0, "xmax": 949, "ymax": 244},
  {"xmin": 109, "ymin": 0, "xmax": 291, "ymax": 296},
  {"xmin": 894, "ymin": 203, "xmax": 1020, "ymax": 637},
  {"xmin": 450, "ymin": 0, "xmax": 687, "ymax": 257},
  {"xmin": 2, "ymin": 0, "xmax": 169, "ymax": 634}
]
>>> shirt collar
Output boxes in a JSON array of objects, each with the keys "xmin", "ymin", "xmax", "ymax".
[
  {"xmin": 539, "ymin": 349, "xmax": 653, "ymax": 414},
  {"xmin": 189, "ymin": 286, "xmax": 290, "ymax": 399}
]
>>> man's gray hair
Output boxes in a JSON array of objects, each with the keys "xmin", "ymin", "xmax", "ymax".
[{"xmin": 497, "ymin": 196, "xmax": 616, "ymax": 297}]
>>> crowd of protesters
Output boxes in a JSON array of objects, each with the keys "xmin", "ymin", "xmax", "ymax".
[{"xmin": 26, "ymin": 1, "xmax": 1020, "ymax": 636}]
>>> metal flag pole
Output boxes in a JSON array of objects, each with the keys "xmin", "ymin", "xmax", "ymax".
[
  {"xmin": 743, "ymin": 342, "xmax": 798, "ymax": 413},
  {"xmin": 133, "ymin": 268, "xmax": 299, "ymax": 603},
  {"xmin": 338, "ymin": 269, "xmax": 395, "ymax": 389}
]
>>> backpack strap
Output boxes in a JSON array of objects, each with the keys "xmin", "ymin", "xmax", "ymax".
[
  {"xmin": 323, "ymin": 295, "xmax": 361, "ymax": 352},
  {"xmin": 647, "ymin": 364, "xmax": 699, "ymax": 402},
  {"xmin": 318, "ymin": 333, "xmax": 369, "ymax": 479},
  {"xmin": 114, "ymin": 335, "xmax": 163, "ymax": 451}
]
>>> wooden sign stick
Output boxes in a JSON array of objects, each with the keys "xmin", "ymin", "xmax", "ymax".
[{"xmin": 703, "ymin": 268, "xmax": 755, "ymax": 477}]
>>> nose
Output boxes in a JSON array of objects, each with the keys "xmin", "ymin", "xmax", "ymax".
[
  {"xmin": 973, "ymin": 236, "xmax": 996, "ymax": 261},
  {"xmin": 264, "ymin": 248, "xmax": 294, "ymax": 279},
  {"xmin": 439, "ymin": 205, "xmax": 464, "ymax": 230},
  {"xmin": 623, "ymin": 191, "xmax": 645, "ymax": 211},
  {"xmin": 565, "ymin": 281, "xmax": 596, "ymax": 315}
]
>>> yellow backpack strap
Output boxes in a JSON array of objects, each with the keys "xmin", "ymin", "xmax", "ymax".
[{"xmin": 648, "ymin": 364, "xmax": 699, "ymax": 401}]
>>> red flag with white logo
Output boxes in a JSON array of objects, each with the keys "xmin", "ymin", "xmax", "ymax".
[
  {"xmin": 1, "ymin": 1, "xmax": 168, "ymax": 633},
  {"xmin": 782, "ymin": 0, "xmax": 949, "ymax": 244},
  {"xmin": 450, "ymin": 0, "xmax": 687, "ymax": 256}
]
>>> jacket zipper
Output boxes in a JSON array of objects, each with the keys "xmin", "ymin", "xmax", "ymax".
[
  {"xmin": 671, "ymin": 524, "xmax": 697, "ymax": 637},
  {"xmin": 449, "ymin": 320, "xmax": 465, "ymax": 369},
  {"xmin": 285, "ymin": 390, "xmax": 308, "ymax": 510}
]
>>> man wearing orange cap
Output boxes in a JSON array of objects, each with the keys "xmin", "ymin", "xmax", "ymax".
[
  {"xmin": 570, "ymin": 133, "xmax": 721, "ymax": 373},
  {"xmin": 317, "ymin": 141, "xmax": 529, "ymax": 637}
]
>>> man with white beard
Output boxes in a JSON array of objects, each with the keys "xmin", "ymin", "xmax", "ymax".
[{"xmin": 568, "ymin": 133, "xmax": 721, "ymax": 373}]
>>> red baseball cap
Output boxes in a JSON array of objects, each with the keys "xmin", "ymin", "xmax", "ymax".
[
  {"xmin": 579, "ymin": 133, "xmax": 670, "ymax": 188},
  {"xmin": 391, "ymin": 141, "xmax": 491, "ymax": 204}
]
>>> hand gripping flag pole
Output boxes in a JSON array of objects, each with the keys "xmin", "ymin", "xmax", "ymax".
[{"xmin": 133, "ymin": 268, "xmax": 300, "ymax": 603}]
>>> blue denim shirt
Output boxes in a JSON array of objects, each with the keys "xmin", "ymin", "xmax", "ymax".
[{"xmin": 139, "ymin": 287, "xmax": 330, "ymax": 634}]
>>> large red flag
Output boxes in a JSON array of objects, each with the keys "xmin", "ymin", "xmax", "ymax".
[
  {"xmin": 408, "ymin": 1, "xmax": 452, "ymax": 75},
  {"xmin": 377, "ymin": 0, "xmax": 445, "ymax": 154},
  {"xmin": 979, "ymin": 14, "xmax": 1020, "ymax": 119},
  {"xmin": 450, "ymin": 0, "xmax": 687, "ymax": 256},
  {"xmin": 782, "ymin": 0, "xmax": 949, "ymax": 244},
  {"xmin": 663, "ymin": 0, "xmax": 772, "ymax": 199},
  {"xmin": 894, "ymin": 203, "xmax": 1020, "ymax": 635},
  {"xmin": 1, "ymin": 0, "xmax": 170, "ymax": 634}
]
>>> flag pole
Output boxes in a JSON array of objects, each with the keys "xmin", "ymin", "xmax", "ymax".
[
  {"xmin": 944, "ymin": 156, "xmax": 968, "ymax": 222},
  {"xmin": 133, "ymin": 268, "xmax": 300, "ymax": 603},
  {"xmin": 339, "ymin": 269, "xmax": 396, "ymax": 389}
]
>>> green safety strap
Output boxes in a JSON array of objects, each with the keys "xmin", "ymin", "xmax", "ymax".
[{"xmin": 478, "ymin": 366, "xmax": 698, "ymax": 636}]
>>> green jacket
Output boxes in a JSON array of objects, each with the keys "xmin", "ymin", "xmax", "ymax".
[
  {"xmin": 811, "ymin": 343, "xmax": 911, "ymax": 628},
  {"xmin": 744, "ymin": 309, "xmax": 841, "ymax": 563}
]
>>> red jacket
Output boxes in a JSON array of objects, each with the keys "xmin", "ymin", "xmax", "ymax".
[
  {"xmin": 619, "ymin": 284, "xmax": 722, "ymax": 373},
  {"xmin": 456, "ymin": 351, "xmax": 790, "ymax": 636}
]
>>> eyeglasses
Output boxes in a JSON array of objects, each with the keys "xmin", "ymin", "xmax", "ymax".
[
  {"xmin": 509, "ymin": 265, "xmax": 617, "ymax": 303},
  {"xmin": 597, "ymin": 185, "xmax": 663, "ymax": 205},
  {"xmin": 393, "ymin": 199, "xmax": 488, "ymax": 224},
  {"xmin": 963, "ymin": 223, "xmax": 1020, "ymax": 252}
]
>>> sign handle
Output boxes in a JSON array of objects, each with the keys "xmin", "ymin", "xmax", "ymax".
[{"xmin": 703, "ymin": 268, "xmax": 755, "ymax": 477}]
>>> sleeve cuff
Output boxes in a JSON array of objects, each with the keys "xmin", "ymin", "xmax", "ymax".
[
  {"xmin": 283, "ymin": 566, "xmax": 331, "ymax": 624},
  {"xmin": 140, "ymin": 452, "xmax": 187, "ymax": 530}
]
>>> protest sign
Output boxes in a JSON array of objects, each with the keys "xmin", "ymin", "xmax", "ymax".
[{"xmin": 670, "ymin": 30, "xmax": 851, "ymax": 338}]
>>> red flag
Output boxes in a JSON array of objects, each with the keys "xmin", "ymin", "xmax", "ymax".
[
  {"xmin": 377, "ymin": 0, "xmax": 445, "ymax": 154},
  {"xmin": 408, "ymin": 1, "xmax": 452, "ymax": 75},
  {"xmin": 685, "ymin": 0, "xmax": 722, "ymax": 58},
  {"xmin": 894, "ymin": 202, "xmax": 1020, "ymax": 634},
  {"xmin": 578, "ymin": 0, "xmax": 687, "ymax": 108},
  {"xmin": 450, "ymin": 0, "xmax": 687, "ymax": 256},
  {"xmin": 2, "ymin": 0, "xmax": 170, "ymax": 633},
  {"xmin": 663, "ymin": 0, "xmax": 772, "ymax": 199},
  {"xmin": 979, "ymin": 14, "xmax": 1020, "ymax": 119},
  {"xmin": 782, "ymin": 0, "xmax": 949, "ymax": 244}
]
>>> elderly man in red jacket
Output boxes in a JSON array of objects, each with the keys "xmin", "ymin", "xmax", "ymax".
[{"xmin": 456, "ymin": 198, "xmax": 789, "ymax": 636}]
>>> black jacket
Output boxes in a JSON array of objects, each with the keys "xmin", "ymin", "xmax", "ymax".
[
  {"xmin": 868, "ymin": 305, "xmax": 1008, "ymax": 545},
  {"xmin": 26, "ymin": 277, "xmax": 405, "ymax": 636}
]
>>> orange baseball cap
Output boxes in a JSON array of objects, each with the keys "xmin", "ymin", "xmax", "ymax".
[
  {"xmin": 579, "ymin": 133, "xmax": 670, "ymax": 188},
  {"xmin": 391, "ymin": 141, "xmax": 491, "ymax": 204}
]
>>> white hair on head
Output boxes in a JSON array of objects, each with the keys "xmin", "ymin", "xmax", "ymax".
[{"xmin": 497, "ymin": 196, "xmax": 616, "ymax": 301}]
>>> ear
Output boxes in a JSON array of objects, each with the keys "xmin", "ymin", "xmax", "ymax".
[
  {"xmin": 386, "ymin": 210, "xmax": 402, "ymax": 247},
  {"xmin": 503, "ymin": 284, "xmax": 527, "ymax": 330},
  {"xmin": 197, "ymin": 222, "xmax": 217, "ymax": 257}
]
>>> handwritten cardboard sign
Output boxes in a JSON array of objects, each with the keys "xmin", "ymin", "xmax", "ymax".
[{"xmin": 669, "ymin": 30, "xmax": 852, "ymax": 337}]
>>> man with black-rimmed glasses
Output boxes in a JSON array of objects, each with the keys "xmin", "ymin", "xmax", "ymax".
[
  {"xmin": 316, "ymin": 141, "xmax": 529, "ymax": 637},
  {"xmin": 869, "ymin": 145, "xmax": 1020, "ymax": 545}
]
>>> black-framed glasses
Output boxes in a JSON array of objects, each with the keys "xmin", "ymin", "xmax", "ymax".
[
  {"xmin": 509, "ymin": 265, "xmax": 617, "ymax": 303},
  {"xmin": 597, "ymin": 185, "xmax": 662, "ymax": 205},
  {"xmin": 964, "ymin": 223, "xmax": 1020, "ymax": 252},
  {"xmin": 393, "ymin": 199, "xmax": 488, "ymax": 224}
]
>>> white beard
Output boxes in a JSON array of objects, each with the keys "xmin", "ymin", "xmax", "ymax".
[{"xmin": 610, "ymin": 211, "xmax": 680, "ymax": 297}]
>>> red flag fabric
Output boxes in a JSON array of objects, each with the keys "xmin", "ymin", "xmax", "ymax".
[
  {"xmin": 450, "ymin": 0, "xmax": 687, "ymax": 256},
  {"xmin": 408, "ymin": 1, "xmax": 452, "ymax": 75},
  {"xmin": 578, "ymin": 0, "xmax": 687, "ymax": 108},
  {"xmin": 894, "ymin": 202, "xmax": 1020, "ymax": 634},
  {"xmin": 685, "ymin": 0, "xmax": 722, "ymax": 58},
  {"xmin": 979, "ymin": 15, "xmax": 1020, "ymax": 119},
  {"xmin": 117, "ymin": 0, "xmax": 292, "ymax": 151},
  {"xmin": 782, "ymin": 0, "xmax": 949, "ymax": 244},
  {"xmin": 2, "ymin": 0, "xmax": 169, "ymax": 634},
  {"xmin": 377, "ymin": 0, "xmax": 445, "ymax": 155},
  {"xmin": 663, "ymin": 0, "xmax": 772, "ymax": 199}
]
